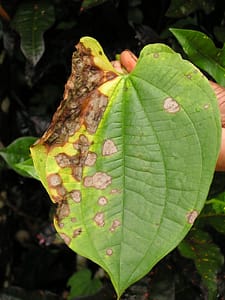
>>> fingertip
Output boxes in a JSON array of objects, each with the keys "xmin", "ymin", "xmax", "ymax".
[{"xmin": 120, "ymin": 50, "xmax": 137, "ymax": 73}]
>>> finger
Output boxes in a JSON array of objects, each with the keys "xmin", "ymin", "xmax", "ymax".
[
  {"xmin": 120, "ymin": 50, "xmax": 137, "ymax": 73},
  {"xmin": 209, "ymin": 80, "xmax": 225, "ymax": 127},
  {"xmin": 216, "ymin": 128, "xmax": 225, "ymax": 171}
]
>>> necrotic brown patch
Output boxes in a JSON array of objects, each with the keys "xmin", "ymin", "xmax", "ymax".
[
  {"xmin": 56, "ymin": 200, "xmax": 70, "ymax": 223},
  {"xmin": 163, "ymin": 97, "xmax": 180, "ymax": 113},
  {"xmin": 93, "ymin": 212, "xmax": 105, "ymax": 227},
  {"xmin": 186, "ymin": 210, "xmax": 198, "ymax": 224},
  {"xmin": 55, "ymin": 153, "xmax": 79, "ymax": 168},
  {"xmin": 102, "ymin": 139, "xmax": 118, "ymax": 156},
  {"xmin": 35, "ymin": 41, "xmax": 117, "ymax": 146},
  {"xmin": 83, "ymin": 172, "xmax": 112, "ymax": 189}
]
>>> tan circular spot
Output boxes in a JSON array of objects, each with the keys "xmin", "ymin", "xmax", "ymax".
[
  {"xmin": 94, "ymin": 212, "xmax": 105, "ymax": 227},
  {"xmin": 70, "ymin": 190, "xmax": 81, "ymax": 203},
  {"xmin": 106, "ymin": 248, "xmax": 113, "ymax": 256},
  {"xmin": 98, "ymin": 196, "xmax": 108, "ymax": 206},
  {"xmin": 47, "ymin": 173, "xmax": 62, "ymax": 187},
  {"xmin": 163, "ymin": 97, "xmax": 180, "ymax": 113},
  {"xmin": 186, "ymin": 210, "xmax": 198, "ymax": 224},
  {"xmin": 85, "ymin": 152, "xmax": 97, "ymax": 166},
  {"xmin": 102, "ymin": 139, "xmax": 118, "ymax": 156},
  {"xmin": 71, "ymin": 217, "xmax": 77, "ymax": 223}
]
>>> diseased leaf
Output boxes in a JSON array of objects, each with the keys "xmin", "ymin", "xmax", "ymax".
[
  {"xmin": 179, "ymin": 228, "xmax": 224, "ymax": 299},
  {"xmin": 170, "ymin": 28, "xmax": 225, "ymax": 87},
  {"xmin": 30, "ymin": 37, "xmax": 221, "ymax": 298},
  {"xmin": 0, "ymin": 136, "xmax": 37, "ymax": 177},
  {"xmin": 12, "ymin": 1, "xmax": 55, "ymax": 65}
]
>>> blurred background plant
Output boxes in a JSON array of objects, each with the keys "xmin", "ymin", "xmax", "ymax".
[{"xmin": 0, "ymin": 0, "xmax": 225, "ymax": 299}]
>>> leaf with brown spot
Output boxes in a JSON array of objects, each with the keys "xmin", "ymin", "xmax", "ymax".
[{"xmin": 30, "ymin": 38, "xmax": 221, "ymax": 299}]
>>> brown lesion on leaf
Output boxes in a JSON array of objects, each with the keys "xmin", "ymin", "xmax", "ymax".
[
  {"xmin": 47, "ymin": 173, "xmax": 67, "ymax": 201},
  {"xmin": 163, "ymin": 97, "xmax": 180, "ymax": 113},
  {"xmin": 55, "ymin": 200, "xmax": 70, "ymax": 224},
  {"xmin": 83, "ymin": 172, "xmax": 112, "ymax": 189},
  {"xmin": 59, "ymin": 233, "xmax": 71, "ymax": 245},
  {"xmin": 109, "ymin": 219, "xmax": 121, "ymax": 232},
  {"xmin": 55, "ymin": 153, "xmax": 80, "ymax": 168},
  {"xmin": 84, "ymin": 152, "xmax": 97, "ymax": 166},
  {"xmin": 102, "ymin": 139, "xmax": 118, "ymax": 156},
  {"xmin": 73, "ymin": 228, "xmax": 82, "ymax": 237},
  {"xmin": 69, "ymin": 190, "xmax": 82, "ymax": 203},
  {"xmin": 35, "ymin": 41, "xmax": 117, "ymax": 146},
  {"xmin": 47, "ymin": 173, "xmax": 62, "ymax": 187},
  {"xmin": 106, "ymin": 248, "xmax": 113, "ymax": 256},
  {"xmin": 186, "ymin": 210, "xmax": 198, "ymax": 225},
  {"xmin": 93, "ymin": 212, "xmax": 105, "ymax": 227},
  {"xmin": 98, "ymin": 196, "xmax": 108, "ymax": 206}
]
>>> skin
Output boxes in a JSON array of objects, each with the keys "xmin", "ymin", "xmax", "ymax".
[{"xmin": 113, "ymin": 50, "xmax": 225, "ymax": 171}]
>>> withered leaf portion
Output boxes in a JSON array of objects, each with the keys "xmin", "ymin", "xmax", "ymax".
[
  {"xmin": 42, "ymin": 41, "xmax": 117, "ymax": 146},
  {"xmin": 30, "ymin": 37, "xmax": 119, "ymax": 203}
]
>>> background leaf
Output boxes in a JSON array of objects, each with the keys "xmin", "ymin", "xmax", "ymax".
[
  {"xmin": 0, "ymin": 136, "xmax": 37, "ymax": 178},
  {"xmin": 31, "ymin": 38, "xmax": 221, "ymax": 298},
  {"xmin": 170, "ymin": 28, "xmax": 225, "ymax": 86},
  {"xmin": 67, "ymin": 269, "xmax": 102, "ymax": 299},
  {"xmin": 179, "ymin": 228, "xmax": 224, "ymax": 299},
  {"xmin": 81, "ymin": 0, "xmax": 108, "ymax": 10},
  {"xmin": 12, "ymin": 1, "xmax": 55, "ymax": 65},
  {"xmin": 166, "ymin": 0, "xmax": 215, "ymax": 18}
]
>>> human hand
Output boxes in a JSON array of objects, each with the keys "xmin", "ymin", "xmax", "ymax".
[{"xmin": 113, "ymin": 50, "xmax": 225, "ymax": 172}]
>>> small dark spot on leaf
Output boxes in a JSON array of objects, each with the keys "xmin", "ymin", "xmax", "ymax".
[
  {"xmin": 99, "ymin": 51, "xmax": 103, "ymax": 55},
  {"xmin": 71, "ymin": 217, "xmax": 77, "ymax": 223},
  {"xmin": 153, "ymin": 53, "xmax": 159, "ymax": 58}
]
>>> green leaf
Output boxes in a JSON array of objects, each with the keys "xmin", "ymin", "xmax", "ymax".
[
  {"xmin": 67, "ymin": 269, "xmax": 102, "ymax": 299},
  {"xmin": 206, "ymin": 191, "xmax": 225, "ymax": 214},
  {"xmin": 179, "ymin": 228, "xmax": 224, "ymax": 299},
  {"xmin": 12, "ymin": 1, "xmax": 55, "ymax": 65},
  {"xmin": 30, "ymin": 37, "xmax": 221, "ymax": 298},
  {"xmin": 170, "ymin": 28, "xmax": 225, "ymax": 87},
  {"xmin": 166, "ymin": 0, "xmax": 214, "ymax": 18},
  {"xmin": 81, "ymin": 0, "xmax": 108, "ymax": 10},
  {"xmin": 0, "ymin": 137, "xmax": 37, "ymax": 178}
]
